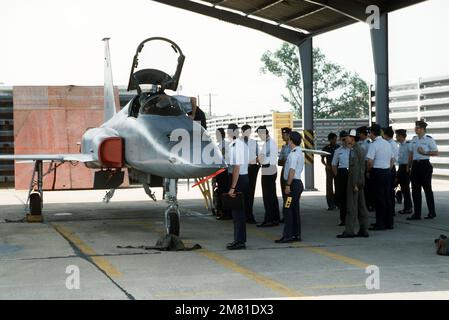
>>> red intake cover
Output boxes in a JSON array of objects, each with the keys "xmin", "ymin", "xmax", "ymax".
[{"xmin": 99, "ymin": 137, "xmax": 124, "ymax": 168}]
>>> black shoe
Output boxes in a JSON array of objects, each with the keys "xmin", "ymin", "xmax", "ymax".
[
  {"xmin": 226, "ymin": 241, "xmax": 238, "ymax": 248},
  {"xmin": 356, "ymin": 231, "xmax": 369, "ymax": 238},
  {"xmin": 386, "ymin": 226, "xmax": 394, "ymax": 230},
  {"xmin": 338, "ymin": 222, "xmax": 345, "ymax": 226},
  {"xmin": 275, "ymin": 238, "xmax": 293, "ymax": 243},
  {"xmin": 246, "ymin": 219, "xmax": 257, "ymax": 224},
  {"xmin": 257, "ymin": 222, "xmax": 277, "ymax": 228},
  {"xmin": 292, "ymin": 236, "xmax": 302, "ymax": 242},
  {"xmin": 369, "ymin": 225, "xmax": 386, "ymax": 231},
  {"xmin": 399, "ymin": 209, "xmax": 413, "ymax": 215},
  {"xmin": 406, "ymin": 215, "xmax": 421, "ymax": 221},
  {"xmin": 336, "ymin": 232, "xmax": 355, "ymax": 238},
  {"xmin": 327, "ymin": 206, "xmax": 336, "ymax": 211},
  {"xmin": 217, "ymin": 215, "xmax": 232, "ymax": 220},
  {"xmin": 424, "ymin": 215, "xmax": 436, "ymax": 220},
  {"xmin": 227, "ymin": 242, "xmax": 246, "ymax": 250}
]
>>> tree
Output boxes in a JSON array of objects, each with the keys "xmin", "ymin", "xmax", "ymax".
[{"xmin": 261, "ymin": 42, "xmax": 369, "ymax": 119}]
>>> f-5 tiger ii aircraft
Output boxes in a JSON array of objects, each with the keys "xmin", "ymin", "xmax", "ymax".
[{"xmin": 0, "ymin": 37, "xmax": 226, "ymax": 235}]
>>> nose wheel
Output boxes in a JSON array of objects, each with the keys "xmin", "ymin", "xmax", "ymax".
[
  {"xmin": 165, "ymin": 204, "xmax": 180, "ymax": 236},
  {"xmin": 164, "ymin": 179, "xmax": 180, "ymax": 236}
]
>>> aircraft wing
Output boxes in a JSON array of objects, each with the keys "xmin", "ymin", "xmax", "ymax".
[
  {"xmin": 302, "ymin": 149, "xmax": 331, "ymax": 156},
  {"xmin": 0, "ymin": 154, "xmax": 95, "ymax": 162}
]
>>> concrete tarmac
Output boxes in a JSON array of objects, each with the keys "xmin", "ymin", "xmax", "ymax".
[{"xmin": 1, "ymin": 164, "xmax": 449, "ymax": 300}]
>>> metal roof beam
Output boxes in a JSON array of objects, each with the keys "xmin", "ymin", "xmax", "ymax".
[
  {"xmin": 281, "ymin": 7, "xmax": 327, "ymax": 24},
  {"xmin": 246, "ymin": 0, "xmax": 285, "ymax": 15},
  {"xmin": 304, "ymin": 0, "xmax": 370, "ymax": 22},
  {"xmin": 151, "ymin": 0, "xmax": 307, "ymax": 44}
]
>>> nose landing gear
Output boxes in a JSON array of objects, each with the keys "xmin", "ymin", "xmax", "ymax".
[{"xmin": 164, "ymin": 179, "xmax": 180, "ymax": 236}]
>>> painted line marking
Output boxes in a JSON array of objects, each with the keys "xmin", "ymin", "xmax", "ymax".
[
  {"xmin": 196, "ymin": 249, "xmax": 304, "ymax": 298},
  {"xmin": 133, "ymin": 220, "xmax": 305, "ymax": 298},
  {"xmin": 182, "ymin": 210, "xmax": 370, "ymax": 269},
  {"xmin": 248, "ymin": 228, "xmax": 369, "ymax": 269},
  {"xmin": 52, "ymin": 224, "xmax": 122, "ymax": 278}
]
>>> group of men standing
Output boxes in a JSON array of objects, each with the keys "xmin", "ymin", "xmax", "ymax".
[
  {"xmin": 322, "ymin": 120, "xmax": 439, "ymax": 238},
  {"xmin": 214, "ymin": 125, "xmax": 305, "ymax": 250}
]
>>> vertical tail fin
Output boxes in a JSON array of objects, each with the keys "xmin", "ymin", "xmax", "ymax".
[{"xmin": 102, "ymin": 38, "xmax": 116, "ymax": 122}]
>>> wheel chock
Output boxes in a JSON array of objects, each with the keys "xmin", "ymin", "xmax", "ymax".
[{"xmin": 26, "ymin": 214, "xmax": 43, "ymax": 223}]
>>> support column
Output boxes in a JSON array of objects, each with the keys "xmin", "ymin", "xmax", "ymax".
[
  {"xmin": 298, "ymin": 38, "xmax": 315, "ymax": 190},
  {"xmin": 370, "ymin": 13, "xmax": 389, "ymax": 128}
]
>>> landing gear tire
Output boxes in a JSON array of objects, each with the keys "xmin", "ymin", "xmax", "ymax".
[
  {"xmin": 29, "ymin": 192, "xmax": 42, "ymax": 215},
  {"xmin": 168, "ymin": 210, "xmax": 180, "ymax": 236}
]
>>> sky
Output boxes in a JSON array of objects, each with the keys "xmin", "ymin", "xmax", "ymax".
[{"xmin": 1, "ymin": 0, "xmax": 448, "ymax": 116}]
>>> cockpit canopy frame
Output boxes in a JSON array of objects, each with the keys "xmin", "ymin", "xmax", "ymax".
[{"xmin": 127, "ymin": 37, "xmax": 185, "ymax": 93}]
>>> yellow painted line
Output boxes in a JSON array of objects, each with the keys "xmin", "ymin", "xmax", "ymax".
[
  {"xmin": 135, "ymin": 220, "xmax": 304, "ymax": 298},
  {"xmin": 249, "ymin": 228, "xmax": 370, "ymax": 269},
  {"xmin": 303, "ymin": 246, "xmax": 369, "ymax": 269},
  {"xmin": 197, "ymin": 249, "xmax": 304, "ymax": 298},
  {"xmin": 52, "ymin": 224, "xmax": 122, "ymax": 278}
]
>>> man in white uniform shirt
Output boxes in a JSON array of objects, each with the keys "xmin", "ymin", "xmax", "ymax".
[
  {"xmin": 241, "ymin": 124, "xmax": 259, "ymax": 224},
  {"xmin": 395, "ymin": 129, "xmax": 413, "ymax": 215},
  {"xmin": 366, "ymin": 124, "xmax": 394, "ymax": 231},
  {"xmin": 383, "ymin": 126, "xmax": 399, "ymax": 218},
  {"xmin": 332, "ymin": 131, "xmax": 351, "ymax": 226},
  {"xmin": 215, "ymin": 128, "xmax": 232, "ymax": 220},
  {"xmin": 407, "ymin": 120, "xmax": 439, "ymax": 220},
  {"xmin": 275, "ymin": 132, "xmax": 304, "ymax": 243},
  {"xmin": 225, "ymin": 124, "xmax": 249, "ymax": 250},
  {"xmin": 256, "ymin": 126, "xmax": 281, "ymax": 227}
]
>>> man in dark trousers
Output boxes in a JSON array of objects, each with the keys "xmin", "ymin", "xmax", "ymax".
[
  {"xmin": 278, "ymin": 127, "xmax": 292, "ymax": 208},
  {"xmin": 357, "ymin": 126, "xmax": 373, "ymax": 211},
  {"xmin": 256, "ymin": 126, "xmax": 280, "ymax": 227},
  {"xmin": 407, "ymin": 120, "xmax": 439, "ymax": 220},
  {"xmin": 366, "ymin": 124, "xmax": 394, "ymax": 231},
  {"xmin": 337, "ymin": 129, "xmax": 369, "ymax": 238},
  {"xmin": 321, "ymin": 133, "xmax": 340, "ymax": 211},
  {"xmin": 241, "ymin": 124, "xmax": 259, "ymax": 223},
  {"xmin": 226, "ymin": 123, "xmax": 249, "ymax": 250},
  {"xmin": 395, "ymin": 129, "xmax": 413, "ymax": 215},
  {"xmin": 332, "ymin": 131, "xmax": 351, "ymax": 226},
  {"xmin": 215, "ymin": 128, "xmax": 232, "ymax": 220},
  {"xmin": 383, "ymin": 126, "xmax": 399, "ymax": 218},
  {"xmin": 275, "ymin": 132, "xmax": 304, "ymax": 243}
]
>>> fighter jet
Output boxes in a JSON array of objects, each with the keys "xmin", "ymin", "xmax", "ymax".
[{"xmin": 0, "ymin": 37, "xmax": 225, "ymax": 235}]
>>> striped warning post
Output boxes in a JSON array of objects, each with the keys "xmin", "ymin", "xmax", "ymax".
[{"xmin": 302, "ymin": 129, "xmax": 315, "ymax": 165}]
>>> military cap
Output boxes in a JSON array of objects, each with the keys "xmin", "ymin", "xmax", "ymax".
[
  {"xmin": 357, "ymin": 126, "xmax": 369, "ymax": 136},
  {"xmin": 369, "ymin": 124, "xmax": 381, "ymax": 136},
  {"xmin": 281, "ymin": 127, "xmax": 292, "ymax": 134},
  {"xmin": 339, "ymin": 130, "xmax": 349, "ymax": 138},
  {"xmin": 348, "ymin": 129, "xmax": 358, "ymax": 137},
  {"xmin": 415, "ymin": 120, "xmax": 428, "ymax": 129},
  {"xmin": 289, "ymin": 131, "xmax": 302, "ymax": 145},
  {"xmin": 383, "ymin": 126, "xmax": 394, "ymax": 138},
  {"xmin": 395, "ymin": 129, "xmax": 407, "ymax": 136}
]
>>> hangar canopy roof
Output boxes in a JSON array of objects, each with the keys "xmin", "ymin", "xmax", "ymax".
[{"xmin": 151, "ymin": 0, "xmax": 427, "ymax": 43}]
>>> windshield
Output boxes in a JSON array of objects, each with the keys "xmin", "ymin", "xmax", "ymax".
[{"xmin": 140, "ymin": 94, "xmax": 185, "ymax": 117}]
